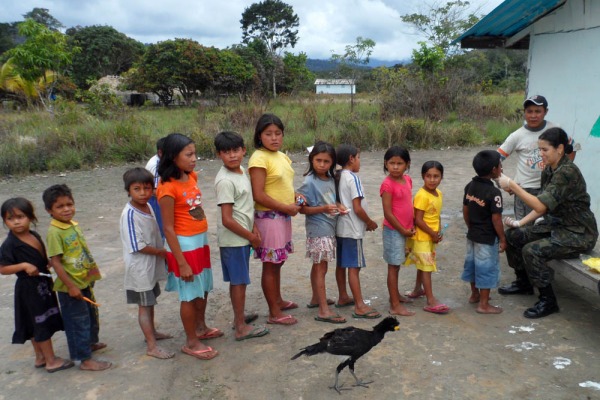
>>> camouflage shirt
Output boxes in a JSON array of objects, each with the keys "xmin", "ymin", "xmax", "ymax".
[{"xmin": 534, "ymin": 156, "xmax": 598, "ymax": 249}]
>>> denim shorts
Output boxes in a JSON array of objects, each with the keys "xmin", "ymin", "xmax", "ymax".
[
  {"xmin": 461, "ymin": 239, "xmax": 500, "ymax": 289},
  {"xmin": 382, "ymin": 226, "xmax": 407, "ymax": 266},
  {"xmin": 220, "ymin": 245, "xmax": 251, "ymax": 285}
]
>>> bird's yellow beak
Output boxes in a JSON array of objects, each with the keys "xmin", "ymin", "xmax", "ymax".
[{"xmin": 394, "ymin": 326, "xmax": 400, "ymax": 331}]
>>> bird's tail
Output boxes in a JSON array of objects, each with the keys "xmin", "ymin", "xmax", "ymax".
[{"xmin": 290, "ymin": 342, "xmax": 327, "ymax": 360}]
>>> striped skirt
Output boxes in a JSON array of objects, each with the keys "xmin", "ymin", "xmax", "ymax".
[{"xmin": 165, "ymin": 232, "xmax": 213, "ymax": 301}]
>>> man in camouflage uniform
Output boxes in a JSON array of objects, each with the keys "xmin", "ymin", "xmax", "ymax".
[{"xmin": 503, "ymin": 129, "xmax": 597, "ymax": 318}]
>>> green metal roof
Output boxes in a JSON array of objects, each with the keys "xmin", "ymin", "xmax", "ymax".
[{"xmin": 455, "ymin": 0, "xmax": 567, "ymax": 49}]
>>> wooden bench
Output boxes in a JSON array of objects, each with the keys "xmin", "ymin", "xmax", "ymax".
[{"xmin": 547, "ymin": 251, "xmax": 600, "ymax": 296}]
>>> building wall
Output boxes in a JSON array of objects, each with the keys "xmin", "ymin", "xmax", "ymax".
[
  {"xmin": 527, "ymin": 0, "xmax": 600, "ymax": 233},
  {"xmin": 315, "ymin": 84, "xmax": 355, "ymax": 94}
]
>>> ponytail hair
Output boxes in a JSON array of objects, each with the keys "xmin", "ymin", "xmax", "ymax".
[{"xmin": 539, "ymin": 127, "xmax": 573, "ymax": 154}]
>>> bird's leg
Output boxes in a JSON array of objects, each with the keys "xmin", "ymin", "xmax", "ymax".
[
  {"xmin": 349, "ymin": 361, "xmax": 373, "ymax": 388},
  {"xmin": 330, "ymin": 359, "xmax": 352, "ymax": 394}
]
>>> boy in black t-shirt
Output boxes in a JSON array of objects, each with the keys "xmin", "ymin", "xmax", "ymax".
[{"xmin": 461, "ymin": 150, "xmax": 506, "ymax": 314}]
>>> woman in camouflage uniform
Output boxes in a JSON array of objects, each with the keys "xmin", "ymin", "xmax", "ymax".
[{"xmin": 497, "ymin": 127, "xmax": 598, "ymax": 318}]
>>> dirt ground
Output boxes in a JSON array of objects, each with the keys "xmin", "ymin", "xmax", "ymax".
[{"xmin": 1, "ymin": 146, "xmax": 599, "ymax": 400}]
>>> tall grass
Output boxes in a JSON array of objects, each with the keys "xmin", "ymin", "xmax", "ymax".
[{"xmin": 0, "ymin": 94, "xmax": 521, "ymax": 176}]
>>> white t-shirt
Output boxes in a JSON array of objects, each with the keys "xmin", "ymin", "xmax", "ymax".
[
  {"xmin": 145, "ymin": 154, "xmax": 160, "ymax": 188},
  {"xmin": 498, "ymin": 121, "xmax": 557, "ymax": 189},
  {"xmin": 336, "ymin": 169, "xmax": 368, "ymax": 239},
  {"xmin": 214, "ymin": 166, "xmax": 254, "ymax": 247},
  {"xmin": 120, "ymin": 203, "xmax": 166, "ymax": 291}
]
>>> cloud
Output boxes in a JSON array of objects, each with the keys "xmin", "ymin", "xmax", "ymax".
[{"xmin": 2, "ymin": 0, "xmax": 503, "ymax": 61}]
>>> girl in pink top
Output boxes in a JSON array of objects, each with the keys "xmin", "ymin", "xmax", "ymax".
[{"xmin": 380, "ymin": 146, "xmax": 416, "ymax": 317}]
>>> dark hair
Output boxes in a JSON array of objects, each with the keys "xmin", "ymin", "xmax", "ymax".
[
  {"xmin": 336, "ymin": 144, "xmax": 359, "ymax": 168},
  {"xmin": 421, "ymin": 160, "xmax": 444, "ymax": 178},
  {"xmin": 538, "ymin": 127, "xmax": 573, "ymax": 154},
  {"xmin": 123, "ymin": 167, "xmax": 154, "ymax": 192},
  {"xmin": 214, "ymin": 131, "xmax": 245, "ymax": 153},
  {"xmin": 472, "ymin": 150, "xmax": 501, "ymax": 177},
  {"xmin": 42, "ymin": 184, "xmax": 73, "ymax": 210},
  {"xmin": 156, "ymin": 137, "xmax": 167, "ymax": 152},
  {"xmin": 1, "ymin": 197, "xmax": 37, "ymax": 225},
  {"xmin": 304, "ymin": 141, "xmax": 336, "ymax": 177},
  {"xmin": 383, "ymin": 146, "xmax": 410, "ymax": 174},
  {"xmin": 253, "ymin": 113, "xmax": 284, "ymax": 149},
  {"xmin": 158, "ymin": 133, "xmax": 194, "ymax": 182}
]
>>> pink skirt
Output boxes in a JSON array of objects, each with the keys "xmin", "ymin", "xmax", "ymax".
[{"xmin": 254, "ymin": 211, "xmax": 293, "ymax": 264}]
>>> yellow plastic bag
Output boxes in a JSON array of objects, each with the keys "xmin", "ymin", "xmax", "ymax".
[{"xmin": 582, "ymin": 257, "xmax": 600, "ymax": 273}]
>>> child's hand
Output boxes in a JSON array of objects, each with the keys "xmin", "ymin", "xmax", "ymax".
[
  {"xmin": 337, "ymin": 203, "xmax": 350, "ymax": 215},
  {"xmin": 157, "ymin": 248, "xmax": 167, "ymax": 259},
  {"xmin": 249, "ymin": 232, "xmax": 262, "ymax": 249},
  {"xmin": 179, "ymin": 263, "xmax": 194, "ymax": 282},
  {"xmin": 68, "ymin": 286, "xmax": 83, "ymax": 300},
  {"xmin": 432, "ymin": 230, "xmax": 442, "ymax": 243},
  {"xmin": 23, "ymin": 263, "xmax": 39, "ymax": 276},
  {"xmin": 366, "ymin": 220, "xmax": 378, "ymax": 231},
  {"xmin": 284, "ymin": 203, "xmax": 301, "ymax": 216},
  {"xmin": 323, "ymin": 204, "xmax": 339, "ymax": 216},
  {"xmin": 498, "ymin": 238, "xmax": 507, "ymax": 253}
]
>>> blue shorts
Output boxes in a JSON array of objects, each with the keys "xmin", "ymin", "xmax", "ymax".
[
  {"xmin": 461, "ymin": 239, "xmax": 500, "ymax": 289},
  {"xmin": 382, "ymin": 226, "xmax": 407, "ymax": 266},
  {"xmin": 220, "ymin": 246, "xmax": 251, "ymax": 285},
  {"xmin": 336, "ymin": 237, "xmax": 366, "ymax": 268}
]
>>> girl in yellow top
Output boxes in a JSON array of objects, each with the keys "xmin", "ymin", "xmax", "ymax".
[
  {"xmin": 248, "ymin": 114, "xmax": 303, "ymax": 326},
  {"xmin": 405, "ymin": 161, "xmax": 449, "ymax": 314}
]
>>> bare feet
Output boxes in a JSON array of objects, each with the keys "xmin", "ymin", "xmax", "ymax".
[
  {"xmin": 80, "ymin": 358, "xmax": 112, "ymax": 371},
  {"xmin": 91, "ymin": 342, "xmax": 107, "ymax": 352},
  {"xmin": 468, "ymin": 294, "xmax": 480, "ymax": 304},
  {"xmin": 389, "ymin": 305, "xmax": 416, "ymax": 316},
  {"xmin": 476, "ymin": 304, "xmax": 503, "ymax": 314},
  {"xmin": 398, "ymin": 294, "xmax": 414, "ymax": 303},
  {"xmin": 147, "ymin": 346, "xmax": 175, "ymax": 359},
  {"xmin": 154, "ymin": 332, "xmax": 173, "ymax": 340},
  {"xmin": 406, "ymin": 289, "xmax": 425, "ymax": 299}
]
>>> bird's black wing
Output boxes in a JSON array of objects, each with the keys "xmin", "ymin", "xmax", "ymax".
[{"xmin": 325, "ymin": 327, "xmax": 373, "ymax": 357}]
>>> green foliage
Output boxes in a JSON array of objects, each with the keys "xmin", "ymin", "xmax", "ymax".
[
  {"xmin": 5, "ymin": 19, "xmax": 78, "ymax": 111},
  {"xmin": 241, "ymin": 0, "xmax": 299, "ymax": 54},
  {"xmin": 281, "ymin": 52, "xmax": 314, "ymax": 94},
  {"xmin": 76, "ymin": 81, "xmax": 125, "ymax": 118},
  {"xmin": 66, "ymin": 25, "xmax": 145, "ymax": 88},
  {"xmin": 401, "ymin": 0, "xmax": 481, "ymax": 56},
  {"xmin": 411, "ymin": 42, "xmax": 445, "ymax": 75},
  {"xmin": 23, "ymin": 8, "xmax": 64, "ymax": 31}
]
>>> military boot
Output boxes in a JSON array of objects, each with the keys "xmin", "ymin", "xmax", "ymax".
[
  {"xmin": 498, "ymin": 270, "xmax": 534, "ymax": 295},
  {"xmin": 523, "ymin": 285, "xmax": 559, "ymax": 319}
]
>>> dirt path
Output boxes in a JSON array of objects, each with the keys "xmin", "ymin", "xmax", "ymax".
[{"xmin": 1, "ymin": 146, "xmax": 599, "ymax": 400}]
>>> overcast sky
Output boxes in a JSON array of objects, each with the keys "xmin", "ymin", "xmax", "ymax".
[{"xmin": 3, "ymin": 0, "xmax": 503, "ymax": 61}]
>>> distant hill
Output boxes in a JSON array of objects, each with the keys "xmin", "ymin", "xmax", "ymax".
[{"xmin": 306, "ymin": 58, "xmax": 407, "ymax": 72}]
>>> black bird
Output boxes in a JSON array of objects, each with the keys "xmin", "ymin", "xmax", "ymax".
[{"xmin": 291, "ymin": 316, "xmax": 400, "ymax": 393}]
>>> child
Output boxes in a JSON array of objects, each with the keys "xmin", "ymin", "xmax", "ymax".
[
  {"xmin": 379, "ymin": 146, "xmax": 416, "ymax": 317},
  {"xmin": 335, "ymin": 144, "xmax": 380, "ymax": 319},
  {"xmin": 248, "ymin": 114, "xmax": 302, "ymax": 326},
  {"xmin": 461, "ymin": 150, "xmax": 506, "ymax": 314},
  {"xmin": 157, "ymin": 133, "xmax": 220, "ymax": 360},
  {"xmin": 145, "ymin": 136, "xmax": 167, "ymax": 238},
  {"xmin": 405, "ymin": 161, "xmax": 449, "ymax": 314},
  {"xmin": 119, "ymin": 168, "xmax": 174, "ymax": 359},
  {"xmin": 214, "ymin": 131, "xmax": 269, "ymax": 340},
  {"xmin": 43, "ymin": 184, "xmax": 112, "ymax": 371},
  {"xmin": 0, "ymin": 198, "xmax": 73, "ymax": 373},
  {"xmin": 298, "ymin": 142, "xmax": 347, "ymax": 324}
]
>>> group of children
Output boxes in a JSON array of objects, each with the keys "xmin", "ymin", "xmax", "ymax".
[{"xmin": 0, "ymin": 112, "xmax": 509, "ymax": 371}]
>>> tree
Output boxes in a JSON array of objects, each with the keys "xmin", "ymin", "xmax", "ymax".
[
  {"xmin": 5, "ymin": 19, "xmax": 76, "ymax": 111},
  {"xmin": 240, "ymin": 0, "xmax": 299, "ymax": 97},
  {"xmin": 281, "ymin": 51, "xmax": 314, "ymax": 95},
  {"xmin": 331, "ymin": 36, "xmax": 376, "ymax": 112},
  {"xmin": 212, "ymin": 49, "xmax": 256, "ymax": 100},
  {"xmin": 23, "ymin": 8, "xmax": 64, "ymax": 32},
  {"xmin": 401, "ymin": 1, "xmax": 481, "ymax": 56},
  {"xmin": 0, "ymin": 23, "xmax": 18, "ymax": 55},
  {"xmin": 66, "ymin": 25, "xmax": 145, "ymax": 88}
]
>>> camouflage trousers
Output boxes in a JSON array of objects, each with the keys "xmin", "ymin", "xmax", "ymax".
[{"xmin": 505, "ymin": 227, "xmax": 588, "ymax": 288}]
